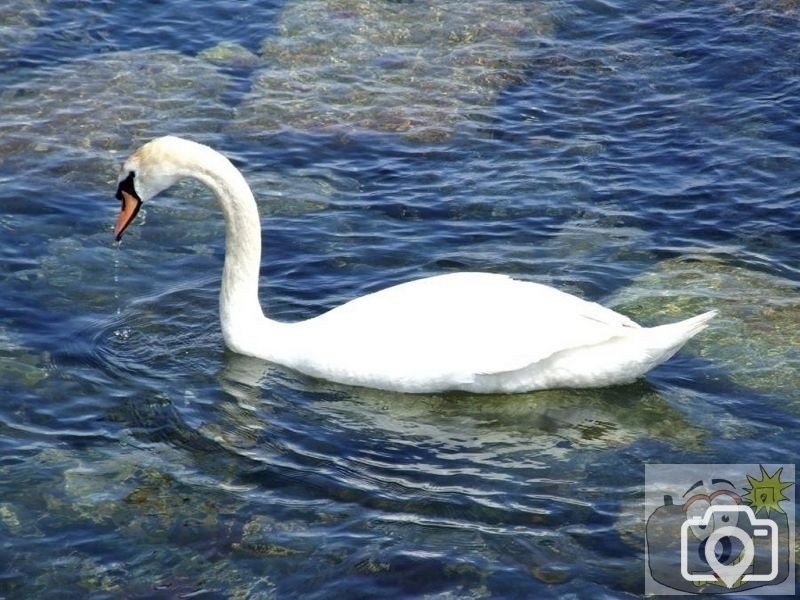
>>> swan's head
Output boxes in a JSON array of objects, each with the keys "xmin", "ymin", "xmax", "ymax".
[{"xmin": 113, "ymin": 136, "xmax": 192, "ymax": 241}]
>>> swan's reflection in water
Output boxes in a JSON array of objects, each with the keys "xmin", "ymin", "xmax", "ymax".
[{"xmin": 215, "ymin": 351, "xmax": 705, "ymax": 464}]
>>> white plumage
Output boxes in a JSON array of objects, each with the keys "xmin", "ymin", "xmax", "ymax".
[{"xmin": 114, "ymin": 136, "xmax": 716, "ymax": 393}]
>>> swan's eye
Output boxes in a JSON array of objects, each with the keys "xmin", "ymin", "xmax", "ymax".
[{"xmin": 116, "ymin": 171, "xmax": 139, "ymax": 202}]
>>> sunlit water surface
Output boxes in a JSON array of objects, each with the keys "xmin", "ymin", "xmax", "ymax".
[{"xmin": 1, "ymin": 1, "xmax": 799, "ymax": 597}]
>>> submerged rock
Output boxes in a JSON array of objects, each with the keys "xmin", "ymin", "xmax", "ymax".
[
  {"xmin": 233, "ymin": 0, "xmax": 552, "ymax": 141},
  {"xmin": 4, "ymin": 444, "xmax": 281, "ymax": 596},
  {"xmin": 0, "ymin": 502, "xmax": 22, "ymax": 534},
  {"xmin": 0, "ymin": 50, "xmax": 232, "ymax": 188},
  {"xmin": 0, "ymin": 326, "xmax": 48, "ymax": 388},
  {"xmin": 198, "ymin": 41, "xmax": 262, "ymax": 68},
  {"xmin": 0, "ymin": 0, "xmax": 49, "ymax": 60},
  {"xmin": 725, "ymin": 0, "xmax": 800, "ymax": 18},
  {"xmin": 609, "ymin": 256, "xmax": 800, "ymax": 402}
]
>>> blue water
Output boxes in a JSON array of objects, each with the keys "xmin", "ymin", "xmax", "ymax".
[{"xmin": 1, "ymin": 1, "xmax": 799, "ymax": 597}]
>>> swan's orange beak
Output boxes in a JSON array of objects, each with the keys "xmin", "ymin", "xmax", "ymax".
[{"xmin": 114, "ymin": 189, "xmax": 142, "ymax": 241}]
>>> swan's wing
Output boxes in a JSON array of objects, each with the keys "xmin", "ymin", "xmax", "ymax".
[{"xmin": 293, "ymin": 273, "xmax": 638, "ymax": 382}]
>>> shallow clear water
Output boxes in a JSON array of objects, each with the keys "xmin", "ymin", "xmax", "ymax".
[{"xmin": 1, "ymin": 0, "xmax": 799, "ymax": 597}]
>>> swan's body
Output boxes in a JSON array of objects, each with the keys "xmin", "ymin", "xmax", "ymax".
[{"xmin": 114, "ymin": 136, "xmax": 716, "ymax": 393}]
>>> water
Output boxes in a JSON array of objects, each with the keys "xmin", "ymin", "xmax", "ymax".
[{"xmin": 1, "ymin": 0, "xmax": 799, "ymax": 597}]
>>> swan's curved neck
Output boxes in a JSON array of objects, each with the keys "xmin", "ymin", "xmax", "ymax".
[{"xmin": 179, "ymin": 145, "xmax": 273, "ymax": 352}]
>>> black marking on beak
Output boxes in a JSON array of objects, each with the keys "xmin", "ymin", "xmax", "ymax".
[{"xmin": 116, "ymin": 171, "xmax": 139, "ymax": 202}]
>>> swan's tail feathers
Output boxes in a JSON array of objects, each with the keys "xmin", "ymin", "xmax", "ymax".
[
  {"xmin": 665, "ymin": 309, "xmax": 718, "ymax": 339},
  {"xmin": 643, "ymin": 309, "xmax": 718, "ymax": 364}
]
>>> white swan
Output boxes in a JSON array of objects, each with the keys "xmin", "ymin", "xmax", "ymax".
[{"xmin": 113, "ymin": 136, "xmax": 716, "ymax": 393}]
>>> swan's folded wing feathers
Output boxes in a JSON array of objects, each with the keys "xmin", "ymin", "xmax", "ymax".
[{"xmin": 299, "ymin": 273, "xmax": 635, "ymax": 381}]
